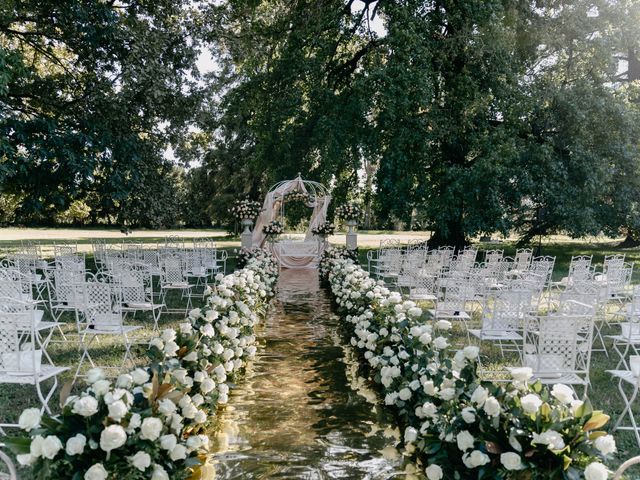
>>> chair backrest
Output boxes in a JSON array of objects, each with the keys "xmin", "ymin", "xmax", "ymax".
[
  {"xmin": 484, "ymin": 249, "xmax": 504, "ymax": 264},
  {"xmin": 0, "ymin": 298, "xmax": 40, "ymax": 374},
  {"xmin": 524, "ymin": 314, "xmax": 593, "ymax": 375},
  {"xmin": 81, "ymin": 281, "xmax": 123, "ymax": 328},
  {"xmin": 514, "ymin": 248, "xmax": 533, "ymax": 269},
  {"xmin": 161, "ymin": 255, "xmax": 185, "ymax": 284},
  {"xmin": 482, "ymin": 289, "xmax": 532, "ymax": 333}
]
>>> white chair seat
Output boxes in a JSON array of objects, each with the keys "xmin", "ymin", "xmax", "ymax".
[
  {"xmin": 0, "ymin": 365, "xmax": 69, "ymax": 384},
  {"xmin": 428, "ymin": 309, "xmax": 470, "ymax": 320},
  {"xmin": 409, "ymin": 293, "xmax": 437, "ymax": 301},
  {"xmin": 124, "ymin": 302, "xmax": 163, "ymax": 310},
  {"xmin": 82, "ymin": 325, "xmax": 141, "ymax": 334},
  {"xmin": 163, "ymin": 282, "xmax": 191, "ymax": 289},
  {"xmin": 608, "ymin": 369, "xmax": 638, "ymax": 385},
  {"xmin": 531, "ymin": 372, "xmax": 587, "ymax": 385},
  {"xmin": 468, "ymin": 329, "xmax": 522, "ymax": 341}
]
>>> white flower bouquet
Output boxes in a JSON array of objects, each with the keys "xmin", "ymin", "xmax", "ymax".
[
  {"xmin": 262, "ymin": 220, "xmax": 284, "ymax": 238},
  {"xmin": 229, "ymin": 198, "xmax": 262, "ymax": 220},
  {"xmin": 6, "ymin": 250, "xmax": 279, "ymax": 479},
  {"xmin": 335, "ymin": 202, "xmax": 362, "ymax": 223},
  {"xmin": 321, "ymin": 256, "xmax": 615, "ymax": 480},
  {"xmin": 311, "ymin": 221, "xmax": 335, "ymax": 237}
]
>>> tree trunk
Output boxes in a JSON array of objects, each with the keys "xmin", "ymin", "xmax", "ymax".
[
  {"xmin": 618, "ymin": 232, "xmax": 640, "ymax": 248},
  {"xmin": 428, "ymin": 219, "xmax": 468, "ymax": 249}
]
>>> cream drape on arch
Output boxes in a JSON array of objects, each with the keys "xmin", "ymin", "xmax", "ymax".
[{"xmin": 252, "ymin": 176, "xmax": 331, "ymax": 249}]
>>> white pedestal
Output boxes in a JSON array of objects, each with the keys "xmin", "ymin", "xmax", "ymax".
[
  {"xmin": 346, "ymin": 220, "xmax": 358, "ymax": 250},
  {"xmin": 241, "ymin": 219, "xmax": 253, "ymax": 249}
]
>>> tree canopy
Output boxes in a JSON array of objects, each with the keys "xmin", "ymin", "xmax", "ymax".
[{"xmin": 2, "ymin": 0, "xmax": 640, "ymax": 244}]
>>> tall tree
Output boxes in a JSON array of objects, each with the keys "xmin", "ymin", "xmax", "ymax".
[{"xmin": 0, "ymin": 0, "xmax": 202, "ymax": 223}]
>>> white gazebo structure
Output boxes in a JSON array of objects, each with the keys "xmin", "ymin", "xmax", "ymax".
[{"xmin": 252, "ymin": 174, "xmax": 331, "ymax": 269}]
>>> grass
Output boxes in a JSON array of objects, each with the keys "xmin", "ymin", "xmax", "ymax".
[{"xmin": 3, "ymin": 233, "xmax": 640, "ymax": 476}]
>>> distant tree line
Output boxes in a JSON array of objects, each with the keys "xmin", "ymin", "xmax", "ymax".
[{"xmin": 1, "ymin": 1, "xmax": 640, "ymax": 245}]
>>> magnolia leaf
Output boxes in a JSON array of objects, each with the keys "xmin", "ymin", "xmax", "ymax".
[
  {"xmin": 485, "ymin": 441, "xmax": 502, "ymax": 454},
  {"xmin": 157, "ymin": 382, "xmax": 175, "ymax": 400},
  {"xmin": 588, "ymin": 431, "xmax": 608, "ymax": 440},
  {"xmin": 583, "ymin": 411, "xmax": 610, "ymax": 431},
  {"xmin": 59, "ymin": 380, "xmax": 74, "ymax": 409},
  {"xmin": 151, "ymin": 371, "xmax": 160, "ymax": 403}
]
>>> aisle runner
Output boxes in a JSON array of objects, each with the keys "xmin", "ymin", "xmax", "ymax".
[{"xmin": 210, "ymin": 268, "xmax": 420, "ymax": 479}]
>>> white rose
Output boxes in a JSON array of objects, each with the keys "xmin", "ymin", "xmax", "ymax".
[
  {"xmin": 461, "ymin": 407, "xmax": 476, "ymax": 423},
  {"xmin": 404, "ymin": 426, "xmax": 418, "ymax": 443},
  {"xmin": 470, "ymin": 386, "xmax": 488, "ymax": 406},
  {"xmin": 398, "ymin": 388, "xmax": 412, "ymax": 401},
  {"xmin": 179, "ymin": 322, "xmax": 193, "ymax": 334},
  {"xmin": 456, "ymin": 430, "xmax": 475, "ymax": 451},
  {"xmin": 425, "ymin": 464, "xmax": 443, "ymax": 480},
  {"xmin": 131, "ymin": 368, "xmax": 150, "ymax": 385},
  {"xmin": 73, "ymin": 396, "xmax": 99, "ymax": 417},
  {"xmin": 140, "ymin": 417, "xmax": 163, "ymax": 441},
  {"xmin": 91, "ymin": 380, "xmax": 111, "ymax": 397},
  {"xmin": 200, "ymin": 378, "xmax": 216, "ymax": 394},
  {"xmin": 165, "ymin": 326, "xmax": 181, "ymax": 342},
  {"xmin": 509, "ymin": 367, "xmax": 533, "ymax": 382},
  {"xmin": 151, "ymin": 464, "xmax": 170, "ymax": 480},
  {"xmin": 65, "ymin": 434, "xmax": 87, "ymax": 456},
  {"xmin": 149, "ymin": 337, "xmax": 164, "ymax": 351},
  {"xmin": 501, "ymin": 452, "xmax": 524, "ymax": 470},
  {"xmin": 108, "ymin": 400, "xmax": 129, "ymax": 421},
  {"xmin": 531, "ymin": 430, "xmax": 565, "ymax": 450},
  {"xmin": 18, "ymin": 408, "xmax": 41, "ymax": 431},
  {"xmin": 100, "ymin": 425, "xmax": 127, "ymax": 452},
  {"xmin": 30, "ymin": 435, "xmax": 45, "ymax": 457},
  {"xmin": 158, "ymin": 399, "xmax": 177, "ymax": 415},
  {"xmin": 439, "ymin": 388, "xmax": 456, "ymax": 401},
  {"xmin": 435, "ymin": 319, "xmax": 452, "ymax": 330},
  {"xmin": 584, "ymin": 462, "xmax": 609, "ymax": 480},
  {"xmin": 84, "ymin": 463, "xmax": 108, "ymax": 480},
  {"xmin": 594, "ymin": 435, "xmax": 616, "ymax": 455},
  {"xmin": 160, "ymin": 434, "xmax": 177, "ymax": 451},
  {"xmin": 86, "ymin": 368, "xmax": 105, "ymax": 384},
  {"xmin": 433, "ymin": 336, "xmax": 448, "ymax": 349},
  {"xmin": 41, "ymin": 435, "xmax": 63, "ymax": 459},
  {"xmin": 16, "ymin": 453, "xmax": 36, "ymax": 466},
  {"xmin": 129, "ymin": 451, "xmax": 151, "ymax": 471},
  {"xmin": 551, "ymin": 384, "xmax": 575, "ymax": 404},
  {"xmin": 521, "ymin": 393, "xmax": 542, "ymax": 414},
  {"xmin": 483, "ymin": 396, "xmax": 501, "ymax": 417},
  {"xmin": 463, "ymin": 346, "xmax": 479, "ymax": 360},
  {"xmin": 116, "ymin": 374, "xmax": 133, "ymax": 389},
  {"xmin": 169, "ymin": 443, "xmax": 187, "ymax": 461},
  {"xmin": 127, "ymin": 413, "xmax": 141, "ymax": 433},
  {"xmin": 462, "ymin": 450, "xmax": 490, "ymax": 468}
]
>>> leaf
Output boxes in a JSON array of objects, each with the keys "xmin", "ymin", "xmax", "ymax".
[
  {"xmin": 59, "ymin": 380, "xmax": 74, "ymax": 409},
  {"xmin": 151, "ymin": 371, "xmax": 160, "ymax": 403},
  {"xmin": 588, "ymin": 431, "xmax": 608, "ymax": 440},
  {"xmin": 583, "ymin": 411, "xmax": 610, "ymax": 431},
  {"xmin": 2, "ymin": 436, "xmax": 32, "ymax": 454},
  {"xmin": 485, "ymin": 441, "xmax": 502, "ymax": 454}
]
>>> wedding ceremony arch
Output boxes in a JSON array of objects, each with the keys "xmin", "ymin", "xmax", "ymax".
[{"xmin": 252, "ymin": 174, "xmax": 331, "ymax": 269}]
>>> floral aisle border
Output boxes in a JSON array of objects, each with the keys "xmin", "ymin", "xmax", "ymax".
[
  {"xmin": 6, "ymin": 250, "xmax": 279, "ymax": 480},
  {"xmin": 321, "ymin": 251, "xmax": 615, "ymax": 480}
]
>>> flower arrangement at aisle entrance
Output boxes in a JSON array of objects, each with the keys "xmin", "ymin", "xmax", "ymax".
[
  {"xmin": 320, "ymin": 256, "xmax": 615, "ymax": 480},
  {"xmin": 229, "ymin": 198, "xmax": 262, "ymax": 220},
  {"xmin": 335, "ymin": 202, "xmax": 362, "ymax": 223},
  {"xmin": 6, "ymin": 250, "xmax": 279, "ymax": 480},
  {"xmin": 262, "ymin": 220, "xmax": 284, "ymax": 241},
  {"xmin": 319, "ymin": 246, "xmax": 358, "ymax": 283},
  {"xmin": 311, "ymin": 221, "xmax": 335, "ymax": 237}
]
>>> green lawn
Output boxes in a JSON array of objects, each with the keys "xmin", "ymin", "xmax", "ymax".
[{"xmin": 2, "ymin": 235, "xmax": 640, "ymax": 476}]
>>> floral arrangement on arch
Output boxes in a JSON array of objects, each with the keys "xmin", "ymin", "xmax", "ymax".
[
  {"xmin": 284, "ymin": 191, "xmax": 311, "ymax": 204},
  {"xmin": 229, "ymin": 198, "xmax": 262, "ymax": 221},
  {"xmin": 262, "ymin": 220, "xmax": 284, "ymax": 237},
  {"xmin": 335, "ymin": 202, "xmax": 361, "ymax": 223},
  {"xmin": 6, "ymin": 250, "xmax": 279, "ymax": 480},
  {"xmin": 321, "ymin": 256, "xmax": 615, "ymax": 480},
  {"xmin": 311, "ymin": 221, "xmax": 335, "ymax": 237}
]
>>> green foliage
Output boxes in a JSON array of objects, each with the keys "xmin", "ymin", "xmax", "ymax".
[
  {"xmin": 0, "ymin": 0, "xmax": 203, "ymax": 223},
  {"xmin": 203, "ymin": 0, "xmax": 640, "ymax": 245}
]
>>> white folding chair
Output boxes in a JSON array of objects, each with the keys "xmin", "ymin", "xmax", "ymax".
[
  {"xmin": 74, "ymin": 280, "xmax": 141, "ymax": 380},
  {"xmin": 523, "ymin": 313, "xmax": 594, "ymax": 397},
  {"xmin": 115, "ymin": 266, "xmax": 164, "ymax": 330},
  {"xmin": 159, "ymin": 255, "xmax": 194, "ymax": 314},
  {"xmin": 0, "ymin": 298, "xmax": 68, "ymax": 416}
]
